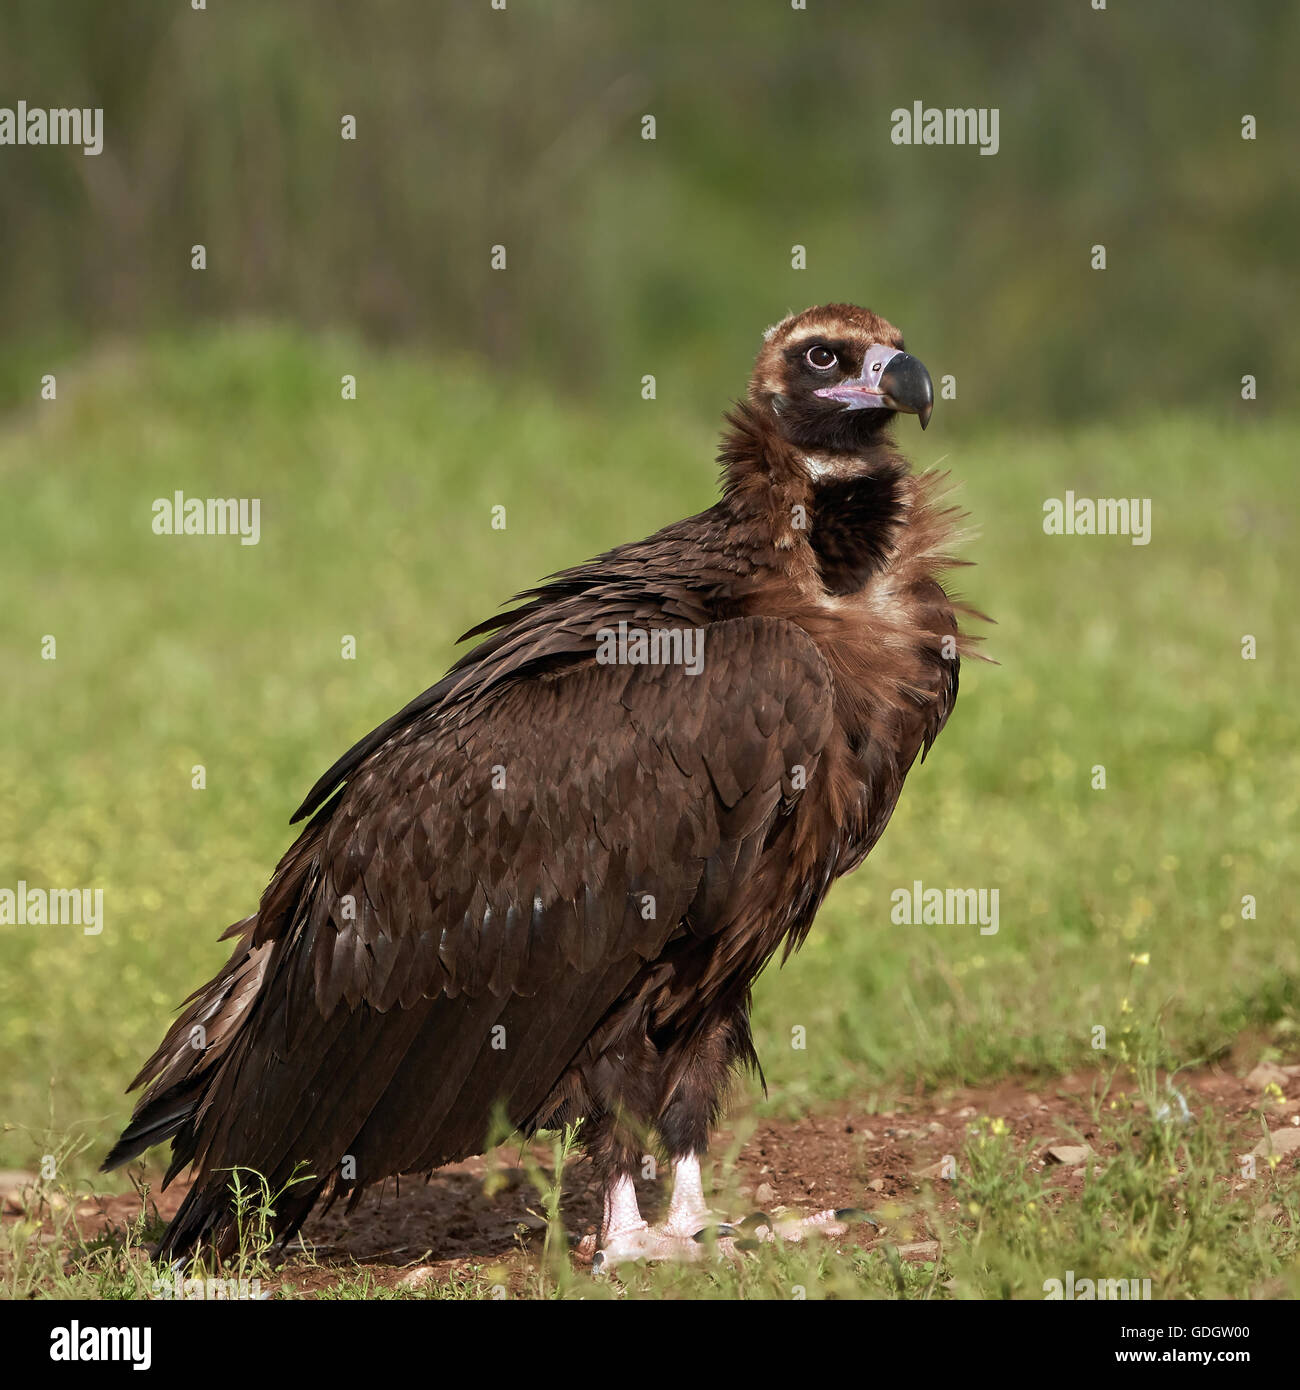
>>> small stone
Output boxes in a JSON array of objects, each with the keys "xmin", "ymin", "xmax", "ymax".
[
  {"xmin": 866, "ymin": 1178, "xmax": 885, "ymax": 1192},
  {"xmin": 1252, "ymin": 1129, "xmax": 1300, "ymax": 1158},
  {"xmin": 1044, "ymin": 1144, "xmax": 1092, "ymax": 1166},
  {"xmin": 754, "ymin": 1181, "xmax": 776, "ymax": 1204},
  {"xmin": 1246, "ymin": 1061, "xmax": 1290, "ymax": 1091},
  {"xmin": 896, "ymin": 1240, "xmax": 940, "ymax": 1261},
  {"xmin": 397, "ymin": 1265, "xmax": 438, "ymax": 1288},
  {"xmin": 1, "ymin": 1174, "xmax": 38, "ymax": 1214}
]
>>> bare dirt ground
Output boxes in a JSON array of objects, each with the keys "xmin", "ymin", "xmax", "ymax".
[{"xmin": 7, "ymin": 1060, "xmax": 1297, "ymax": 1296}]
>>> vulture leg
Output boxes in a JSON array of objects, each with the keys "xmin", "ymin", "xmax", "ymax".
[
  {"xmin": 600, "ymin": 1174, "xmax": 648, "ymax": 1243},
  {"xmin": 659, "ymin": 1152, "xmax": 713, "ymax": 1235},
  {"xmin": 589, "ymin": 1017, "xmax": 880, "ymax": 1269}
]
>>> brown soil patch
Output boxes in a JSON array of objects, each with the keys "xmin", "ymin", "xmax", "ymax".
[{"xmin": 8, "ymin": 1060, "xmax": 1297, "ymax": 1296}]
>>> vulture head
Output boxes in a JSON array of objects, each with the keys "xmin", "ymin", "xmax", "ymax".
[{"xmin": 750, "ymin": 302, "xmax": 934, "ymax": 456}]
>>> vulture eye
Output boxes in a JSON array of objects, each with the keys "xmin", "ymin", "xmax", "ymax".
[{"xmin": 805, "ymin": 345, "xmax": 837, "ymax": 371}]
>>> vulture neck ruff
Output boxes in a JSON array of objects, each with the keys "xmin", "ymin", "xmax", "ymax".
[{"xmin": 719, "ymin": 401, "xmax": 915, "ymax": 599}]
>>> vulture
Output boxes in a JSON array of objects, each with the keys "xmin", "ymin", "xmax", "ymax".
[{"xmin": 104, "ymin": 302, "xmax": 980, "ymax": 1270}]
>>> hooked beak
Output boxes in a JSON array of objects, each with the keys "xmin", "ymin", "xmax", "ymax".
[{"xmin": 813, "ymin": 345, "xmax": 934, "ymax": 429}]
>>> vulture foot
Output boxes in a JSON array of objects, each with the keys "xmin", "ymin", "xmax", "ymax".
[
  {"xmin": 584, "ymin": 1207, "xmax": 878, "ymax": 1273},
  {"xmin": 589, "ymin": 1221, "xmax": 723, "ymax": 1274},
  {"xmin": 582, "ymin": 1159, "xmax": 878, "ymax": 1272}
]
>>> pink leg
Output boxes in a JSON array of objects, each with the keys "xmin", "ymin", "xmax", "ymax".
[
  {"xmin": 601, "ymin": 1174, "xmax": 647, "ymax": 1242},
  {"xmin": 659, "ymin": 1153, "xmax": 713, "ymax": 1236}
]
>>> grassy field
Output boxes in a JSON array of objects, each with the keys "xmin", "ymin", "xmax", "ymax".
[{"xmin": 1, "ymin": 328, "xmax": 1296, "ymax": 1297}]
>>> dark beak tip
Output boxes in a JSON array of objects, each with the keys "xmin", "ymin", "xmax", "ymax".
[{"xmin": 879, "ymin": 350, "xmax": 934, "ymax": 429}]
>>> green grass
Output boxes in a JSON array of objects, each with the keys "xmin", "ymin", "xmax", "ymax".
[
  {"xmin": 0, "ymin": 327, "xmax": 1296, "ymax": 1296},
  {"xmin": 8, "ymin": 1051, "xmax": 1298, "ymax": 1300}
]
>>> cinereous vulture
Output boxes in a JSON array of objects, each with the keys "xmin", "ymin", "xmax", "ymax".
[{"xmin": 105, "ymin": 304, "xmax": 982, "ymax": 1270}]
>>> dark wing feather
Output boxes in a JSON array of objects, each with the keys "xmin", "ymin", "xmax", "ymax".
[{"xmin": 119, "ymin": 614, "xmax": 833, "ymax": 1255}]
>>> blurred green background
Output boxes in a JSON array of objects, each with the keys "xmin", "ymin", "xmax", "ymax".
[
  {"xmin": 0, "ymin": 1, "xmax": 1296, "ymax": 1175},
  {"xmin": 1, "ymin": 0, "xmax": 1296, "ymax": 418}
]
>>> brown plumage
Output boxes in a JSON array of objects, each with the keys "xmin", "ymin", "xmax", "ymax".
[{"xmin": 104, "ymin": 303, "xmax": 984, "ymax": 1262}]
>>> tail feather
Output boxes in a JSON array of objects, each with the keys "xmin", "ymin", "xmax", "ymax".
[
  {"xmin": 154, "ymin": 1169, "xmax": 330, "ymax": 1262},
  {"xmin": 101, "ymin": 1085, "xmax": 203, "ymax": 1172},
  {"xmin": 102, "ymin": 924, "xmax": 272, "ymax": 1165},
  {"xmin": 103, "ymin": 807, "xmax": 339, "ymax": 1260},
  {"xmin": 102, "ymin": 922, "xmax": 280, "ymax": 1260}
]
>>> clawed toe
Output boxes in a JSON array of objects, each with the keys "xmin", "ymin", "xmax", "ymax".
[
  {"xmin": 691, "ymin": 1222, "xmax": 739, "ymax": 1242},
  {"xmin": 722, "ymin": 1204, "xmax": 880, "ymax": 1244},
  {"xmin": 592, "ymin": 1223, "xmax": 713, "ymax": 1274},
  {"xmin": 768, "ymin": 1205, "xmax": 878, "ymax": 1240}
]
